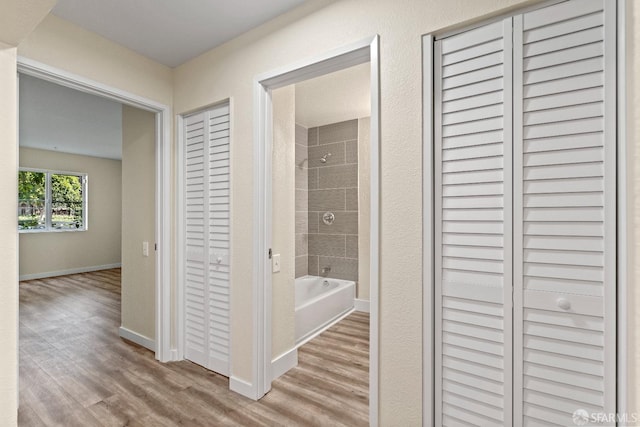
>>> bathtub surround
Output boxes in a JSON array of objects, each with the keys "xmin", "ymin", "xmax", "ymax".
[
  {"xmin": 295, "ymin": 123, "xmax": 308, "ymax": 278},
  {"xmin": 307, "ymin": 119, "xmax": 359, "ymax": 283}
]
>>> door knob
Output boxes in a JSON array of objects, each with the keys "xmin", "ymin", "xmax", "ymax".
[{"xmin": 557, "ymin": 298, "xmax": 571, "ymax": 310}]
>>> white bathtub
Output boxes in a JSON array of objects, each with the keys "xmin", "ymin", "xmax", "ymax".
[{"xmin": 295, "ymin": 275, "xmax": 355, "ymax": 345}]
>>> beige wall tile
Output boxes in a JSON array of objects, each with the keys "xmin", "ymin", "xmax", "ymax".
[
  {"xmin": 346, "ymin": 188, "xmax": 358, "ymax": 210},
  {"xmin": 308, "ymin": 188, "xmax": 345, "ymax": 211},
  {"xmin": 318, "ymin": 211, "xmax": 358, "ymax": 235},
  {"xmin": 295, "ymin": 255, "xmax": 308, "ymax": 278},
  {"xmin": 307, "ymin": 127, "xmax": 318, "ymax": 146},
  {"xmin": 308, "ymin": 234, "xmax": 346, "ymax": 257},
  {"xmin": 295, "ymin": 188, "xmax": 308, "ymax": 212},
  {"xmin": 345, "ymin": 140, "xmax": 358, "ymax": 164},
  {"xmin": 308, "ymin": 212, "xmax": 319, "ymax": 234},
  {"xmin": 308, "ymin": 141, "xmax": 345, "ymax": 168},
  {"xmin": 318, "ymin": 164, "xmax": 358, "ymax": 189},
  {"xmin": 346, "ymin": 235, "xmax": 358, "ymax": 259},
  {"xmin": 318, "ymin": 256, "xmax": 358, "ymax": 281},
  {"xmin": 318, "ymin": 119, "xmax": 358, "ymax": 145}
]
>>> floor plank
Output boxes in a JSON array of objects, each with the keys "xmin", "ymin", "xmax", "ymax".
[{"xmin": 18, "ymin": 269, "xmax": 369, "ymax": 426}]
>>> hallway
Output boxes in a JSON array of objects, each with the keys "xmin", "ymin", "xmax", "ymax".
[{"xmin": 18, "ymin": 269, "xmax": 369, "ymax": 426}]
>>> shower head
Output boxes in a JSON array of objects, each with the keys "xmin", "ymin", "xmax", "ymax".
[{"xmin": 320, "ymin": 153, "xmax": 332, "ymax": 163}]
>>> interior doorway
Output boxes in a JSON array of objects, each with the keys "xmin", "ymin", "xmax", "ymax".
[
  {"xmin": 16, "ymin": 58, "xmax": 173, "ymax": 361},
  {"xmin": 252, "ymin": 36, "xmax": 380, "ymax": 424}
]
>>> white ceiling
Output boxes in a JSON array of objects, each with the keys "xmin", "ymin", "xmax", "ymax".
[
  {"xmin": 19, "ymin": 75, "xmax": 124, "ymax": 160},
  {"xmin": 51, "ymin": 0, "xmax": 309, "ymax": 67},
  {"xmin": 295, "ymin": 62, "xmax": 370, "ymax": 128}
]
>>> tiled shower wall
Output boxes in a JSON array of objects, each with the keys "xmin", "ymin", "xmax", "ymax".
[
  {"xmin": 307, "ymin": 119, "xmax": 359, "ymax": 282},
  {"xmin": 295, "ymin": 124, "xmax": 308, "ymax": 277}
]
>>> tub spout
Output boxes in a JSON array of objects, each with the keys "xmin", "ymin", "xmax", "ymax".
[{"xmin": 321, "ymin": 266, "xmax": 331, "ymax": 277}]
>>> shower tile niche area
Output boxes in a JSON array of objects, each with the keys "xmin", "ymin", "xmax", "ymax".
[{"xmin": 295, "ymin": 119, "xmax": 360, "ymax": 282}]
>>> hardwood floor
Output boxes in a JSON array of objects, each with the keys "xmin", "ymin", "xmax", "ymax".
[{"xmin": 18, "ymin": 269, "xmax": 369, "ymax": 426}]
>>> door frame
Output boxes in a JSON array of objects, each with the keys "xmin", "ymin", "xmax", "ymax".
[
  {"xmin": 17, "ymin": 56, "xmax": 174, "ymax": 362},
  {"xmin": 422, "ymin": 0, "xmax": 629, "ymax": 424},
  {"xmin": 251, "ymin": 35, "xmax": 381, "ymax": 425}
]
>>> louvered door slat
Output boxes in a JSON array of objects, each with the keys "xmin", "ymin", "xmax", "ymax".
[
  {"xmin": 184, "ymin": 112, "xmax": 208, "ymax": 367},
  {"xmin": 435, "ymin": 18, "xmax": 513, "ymax": 426},
  {"xmin": 206, "ymin": 104, "xmax": 230, "ymax": 375},
  {"xmin": 513, "ymin": 1, "xmax": 615, "ymax": 425},
  {"xmin": 184, "ymin": 103, "xmax": 231, "ymax": 377}
]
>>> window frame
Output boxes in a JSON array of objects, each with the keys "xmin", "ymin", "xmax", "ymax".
[{"xmin": 18, "ymin": 167, "xmax": 89, "ymax": 233}]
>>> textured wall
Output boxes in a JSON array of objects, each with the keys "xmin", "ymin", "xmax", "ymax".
[
  {"xmin": 0, "ymin": 42, "xmax": 18, "ymax": 427},
  {"xmin": 271, "ymin": 86, "xmax": 296, "ymax": 359},
  {"xmin": 121, "ymin": 105, "xmax": 156, "ymax": 341}
]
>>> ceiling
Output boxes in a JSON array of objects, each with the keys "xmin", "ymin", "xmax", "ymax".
[
  {"xmin": 51, "ymin": 0, "xmax": 309, "ymax": 67},
  {"xmin": 19, "ymin": 75, "xmax": 123, "ymax": 160},
  {"xmin": 295, "ymin": 62, "xmax": 370, "ymax": 128}
]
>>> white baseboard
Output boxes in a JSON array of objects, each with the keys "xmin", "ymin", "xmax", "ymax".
[
  {"xmin": 355, "ymin": 298, "xmax": 370, "ymax": 313},
  {"xmin": 230, "ymin": 376, "xmax": 257, "ymax": 400},
  {"xmin": 119, "ymin": 326, "xmax": 155, "ymax": 352},
  {"xmin": 271, "ymin": 347, "xmax": 298, "ymax": 381},
  {"xmin": 170, "ymin": 349, "xmax": 179, "ymax": 361},
  {"xmin": 19, "ymin": 263, "xmax": 122, "ymax": 281}
]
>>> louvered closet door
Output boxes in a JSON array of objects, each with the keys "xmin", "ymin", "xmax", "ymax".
[
  {"xmin": 207, "ymin": 104, "xmax": 231, "ymax": 375},
  {"xmin": 513, "ymin": 1, "xmax": 616, "ymax": 425},
  {"xmin": 184, "ymin": 103, "xmax": 231, "ymax": 376},
  {"xmin": 434, "ymin": 18, "xmax": 513, "ymax": 427},
  {"xmin": 185, "ymin": 111, "xmax": 208, "ymax": 367}
]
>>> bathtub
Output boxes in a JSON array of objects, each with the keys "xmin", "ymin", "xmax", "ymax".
[{"xmin": 295, "ymin": 275, "xmax": 355, "ymax": 345}]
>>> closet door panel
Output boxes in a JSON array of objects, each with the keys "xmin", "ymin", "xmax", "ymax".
[
  {"xmin": 184, "ymin": 103, "xmax": 231, "ymax": 377},
  {"xmin": 207, "ymin": 104, "xmax": 231, "ymax": 375},
  {"xmin": 184, "ymin": 112, "xmax": 209, "ymax": 367},
  {"xmin": 513, "ymin": 1, "xmax": 616, "ymax": 425},
  {"xmin": 435, "ymin": 18, "xmax": 513, "ymax": 427}
]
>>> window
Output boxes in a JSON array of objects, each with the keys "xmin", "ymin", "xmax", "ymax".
[{"xmin": 18, "ymin": 168, "xmax": 88, "ymax": 232}]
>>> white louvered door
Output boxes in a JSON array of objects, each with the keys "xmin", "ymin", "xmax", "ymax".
[
  {"xmin": 433, "ymin": 1, "xmax": 616, "ymax": 425},
  {"xmin": 513, "ymin": 1, "xmax": 616, "ymax": 425},
  {"xmin": 434, "ymin": 18, "xmax": 513, "ymax": 427},
  {"xmin": 184, "ymin": 103, "xmax": 231, "ymax": 376}
]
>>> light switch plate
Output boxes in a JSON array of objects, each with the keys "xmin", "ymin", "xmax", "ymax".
[
  {"xmin": 272, "ymin": 254, "xmax": 281, "ymax": 273},
  {"xmin": 143, "ymin": 241, "xmax": 149, "ymax": 257}
]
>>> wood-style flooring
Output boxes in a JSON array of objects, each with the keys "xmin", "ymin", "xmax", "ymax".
[{"xmin": 18, "ymin": 269, "xmax": 369, "ymax": 426}]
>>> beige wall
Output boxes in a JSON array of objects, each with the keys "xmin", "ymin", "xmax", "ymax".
[
  {"xmin": 358, "ymin": 117, "xmax": 370, "ymax": 301},
  {"xmin": 18, "ymin": 15, "xmax": 173, "ymax": 107},
  {"xmin": 18, "ymin": 148, "xmax": 122, "ymax": 278},
  {"xmin": 0, "ymin": 42, "xmax": 18, "ymax": 427},
  {"xmin": 173, "ymin": 0, "xmax": 542, "ymax": 421},
  {"xmin": 628, "ymin": 0, "xmax": 640, "ymax": 416},
  {"xmin": 0, "ymin": 0, "xmax": 54, "ymax": 46},
  {"xmin": 271, "ymin": 86, "xmax": 296, "ymax": 359},
  {"xmin": 121, "ymin": 105, "xmax": 156, "ymax": 341}
]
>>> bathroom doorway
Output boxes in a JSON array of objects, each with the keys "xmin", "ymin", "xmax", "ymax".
[{"xmin": 252, "ymin": 37, "xmax": 380, "ymax": 423}]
